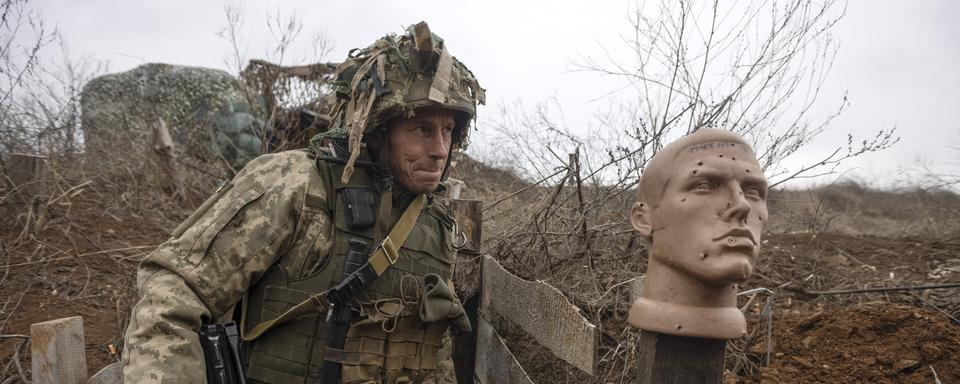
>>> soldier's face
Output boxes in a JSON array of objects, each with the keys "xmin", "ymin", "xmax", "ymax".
[
  {"xmin": 633, "ymin": 142, "xmax": 768, "ymax": 285},
  {"xmin": 385, "ymin": 109, "xmax": 455, "ymax": 193}
]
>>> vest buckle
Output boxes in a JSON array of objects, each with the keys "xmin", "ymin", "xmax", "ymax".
[{"xmin": 310, "ymin": 293, "xmax": 328, "ymax": 313}]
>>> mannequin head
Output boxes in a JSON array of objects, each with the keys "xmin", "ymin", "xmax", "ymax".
[
  {"xmin": 628, "ymin": 129, "xmax": 767, "ymax": 339},
  {"xmin": 632, "ymin": 129, "xmax": 767, "ymax": 285}
]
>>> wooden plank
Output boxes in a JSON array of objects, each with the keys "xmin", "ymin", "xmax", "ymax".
[
  {"xmin": 31, "ymin": 316, "xmax": 87, "ymax": 384},
  {"xmin": 447, "ymin": 199, "xmax": 482, "ymax": 384},
  {"xmin": 474, "ymin": 318, "xmax": 533, "ymax": 384},
  {"xmin": 635, "ymin": 331, "xmax": 726, "ymax": 384},
  {"xmin": 3, "ymin": 153, "xmax": 48, "ymax": 228},
  {"xmin": 481, "ymin": 255, "xmax": 597, "ymax": 375},
  {"xmin": 150, "ymin": 117, "xmax": 183, "ymax": 199},
  {"xmin": 449, "ymin": 199, "xmax": 482, "ymax": 296},
  {"xmin": 6, "ymin": 153, "xmax": 48, "ymax": 203}
]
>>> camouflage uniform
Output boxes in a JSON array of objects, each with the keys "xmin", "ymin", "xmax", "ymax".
[
  {"xmin": 123, "ymin": 149, "xmax": 324, "ymax": 383},
  {"xmin": 123, "ymin": 22, "xmax": 484, "ymax": 384}
]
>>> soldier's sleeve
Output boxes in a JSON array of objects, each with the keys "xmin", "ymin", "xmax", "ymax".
[{"xmin": 122, "ymin": 151, "xmax": 331, "ymax": 383}]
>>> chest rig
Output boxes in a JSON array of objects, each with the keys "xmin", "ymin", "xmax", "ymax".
[{"xmin": 240, "ymin": 147, "xmax": 458, "ymax": 384}]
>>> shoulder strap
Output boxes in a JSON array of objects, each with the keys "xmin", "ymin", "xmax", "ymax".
[{"xmin": 242, "ymin": 194, "xmax": 427, "ymax": 341}]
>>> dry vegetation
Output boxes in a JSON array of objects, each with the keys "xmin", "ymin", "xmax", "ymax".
[
  {"xmin": 2, "ymin": 0, "xmax": 959, "ymax": 383},
  {"xmin": 451, "ymin": 155, "xmax": 960, "ymax": 384},
  {"xmin": 1, "ymin": 146, "xmax": 959, "ymax": 383}
]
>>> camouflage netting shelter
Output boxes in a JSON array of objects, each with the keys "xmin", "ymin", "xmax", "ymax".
[{"xmin": 81, "ymin": 63, "xmax": 268, "ymax": 177}]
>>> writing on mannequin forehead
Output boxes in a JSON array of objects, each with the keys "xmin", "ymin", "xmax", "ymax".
[{"xmin": 684, "ymin": 141, "xmax": 754, "ymax": 156}]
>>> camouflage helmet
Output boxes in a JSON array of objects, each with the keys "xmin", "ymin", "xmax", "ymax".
[{"xmin": 325, "ymin": 21, "xmax": 486, "ymax": 182}]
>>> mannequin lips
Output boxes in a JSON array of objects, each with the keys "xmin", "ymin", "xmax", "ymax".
[{"xmin": 714, "ymin": 228, "xmax": 756, "ymax": 245}]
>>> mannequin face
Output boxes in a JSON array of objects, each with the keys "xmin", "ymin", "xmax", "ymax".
[{"xmin": 632, "ymin": 140, "xmax": 767, "ymax": 285}]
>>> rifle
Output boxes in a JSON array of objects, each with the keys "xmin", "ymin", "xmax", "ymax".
[
  {"xmin": 320, "ymin": 238, "xmax": 370, "ymax": 383},
  {"xmin": 198, "ymin": 321, "xmax": 247, "ymax": 384}
]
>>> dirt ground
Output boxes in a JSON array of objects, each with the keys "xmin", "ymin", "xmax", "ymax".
[
  {"xmin": 726, "ymin": 232, "xmax": 960, "ymax": 383},
  {"xmin": 1, "ymin": 163, "xmax": 959, "ymax": 383},
  {"xmin": 3, "ymin": 230, "xmax": 958, "ymax": 383},
  {"xmin": 749, "ymin": 302, "xmax": 960, "ymax": 384}
]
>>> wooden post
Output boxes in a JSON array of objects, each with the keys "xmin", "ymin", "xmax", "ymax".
[
  {"xmin": 30, "ymin": 316, "xmax": 87, "ymax": 384},
  {"xmin": 447, "ymin": 199, "xmax": 482, "ymax": 384},
  {"xmin": 635, "ymin": 331, "xmax": 726, "ymax": 384},
  {"xmin": 150, "ymin": 117, "xmax": 182, "ymax": 199},
  {"xmin": 2, "ymin": 153, "xmax": 48, "ymax": 230}
]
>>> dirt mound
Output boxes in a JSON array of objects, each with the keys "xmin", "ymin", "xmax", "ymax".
[{"xmin": 750, "ymin": 302, "xmax": 960, "ymax": 384}]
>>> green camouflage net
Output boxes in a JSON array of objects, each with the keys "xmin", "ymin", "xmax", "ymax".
[
  {"xmin": 80, "ymin": 63, "xmax": 263, "ymax": 176},
  {"xmin": 80, "ymin": 61, "xmax": 336, "ymax": 178}
]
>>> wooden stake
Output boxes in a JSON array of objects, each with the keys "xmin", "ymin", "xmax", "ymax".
[
  {"xmin": 2, "ymin": 153, "xmax": 48, "ymax": 229},
  {"xmin": 151, "ymin": 117, "xmax": 183, "ymax": 199},
  {"xmin": 635, "ymin": 331, "xmax": 726, "ymax": 384},
  {"xmin": 447, "ymin": 199, "xmax": 482, "ymax": 384},
  {"xmin": 30, "ymin": 316, "xmax": 88, "ymax": 384}
]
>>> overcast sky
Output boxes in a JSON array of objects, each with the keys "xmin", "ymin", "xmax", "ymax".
[{"xmin": 33, "ymin": 0, "xmax": 960, "ymax": 189}]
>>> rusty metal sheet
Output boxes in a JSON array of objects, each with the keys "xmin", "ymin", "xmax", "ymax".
[
  {"xmin": 481, "ymin": 255, "xmax": 598, "ymax": 375},
  {"xmin": 474, "ymin": 318, "xmax": 534, "ymax": 384}
]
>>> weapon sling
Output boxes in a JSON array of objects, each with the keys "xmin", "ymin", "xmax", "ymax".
[{"xmin": 241, "ymin": 193, "xmax": 427, "ymax": 341}]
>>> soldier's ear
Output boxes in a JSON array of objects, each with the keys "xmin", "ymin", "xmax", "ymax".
[
  {"xmin": 631, "ymin": 201, "xmax": 653, "ymax": 239},
  {"xmin": 367, "ymin": 130, "xmax": 384, "ymax": 150}
]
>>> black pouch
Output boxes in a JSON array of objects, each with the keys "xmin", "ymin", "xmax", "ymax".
[{"xmin": 340, "ymin": 187, "xmax": 376, "ymax": 229}]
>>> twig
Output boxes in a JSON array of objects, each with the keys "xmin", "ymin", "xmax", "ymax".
[
  {"xmin": 909, "ymin": 292, "xmax": 960, "ymax": 325},
  {"xmin": 0, "ymin": 291, "xmax": 26, "ymax": 335},
  {"xmin": 5, "ymin": 244, "xmax": 157, "ymax": 268},
  {"xmin": 483, "ymin": 167, "xmax": 567, "ymax": 212},
  {"xmin": 2, "ymin": 337, "xmax": 30, "ymax": 384},
  {"xmin": 799, "ymin": 282, "xmax": 960, "ymax": 296},
  {"xmin": 930, "ymin": 365, "xmax": 942, "ymax": 384},
  {"xmin": 44, "ymin": 179, "xmax": 92, "ymax": 207}
]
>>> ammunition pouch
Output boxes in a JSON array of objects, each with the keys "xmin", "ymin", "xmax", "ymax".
[{"xmin": 419, "ymin": 274, "xmax": 471, "ymax": 332}]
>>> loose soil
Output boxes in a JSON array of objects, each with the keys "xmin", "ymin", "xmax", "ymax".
[{"xmin": 748, "ymin": 302, "xmax": 960, "ymax": 384}]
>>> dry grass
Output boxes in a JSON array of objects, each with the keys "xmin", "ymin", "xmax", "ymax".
[
  {"xmin": 766, "ymin": 181, "xmax": 960, "ymax": 237},
  {"xmin": 451, "ymin": 156, "xmax": 960, "ymax": 383},
  {"xmin": 2, "ymin": 148, "xmax": 958, "ymax": 382}
]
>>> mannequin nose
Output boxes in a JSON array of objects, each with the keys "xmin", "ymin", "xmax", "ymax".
[{"xmin": 722, "ymin": 187, "xmax": 752, "ymax": 222}]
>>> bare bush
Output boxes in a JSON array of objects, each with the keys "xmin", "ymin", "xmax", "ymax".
[{"xmin": 471, "ymin": 1, "xmax": 902, "ymax": 382}]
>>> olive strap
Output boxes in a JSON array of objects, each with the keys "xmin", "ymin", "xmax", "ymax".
[{"xmin": 241, "ymin": 194, "xmax": 426, "ymax": 341}]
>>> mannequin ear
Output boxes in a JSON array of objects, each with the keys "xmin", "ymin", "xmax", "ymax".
[{"xmin": 631, "ymin": 201, "xmax": 653, "ymax": 239}]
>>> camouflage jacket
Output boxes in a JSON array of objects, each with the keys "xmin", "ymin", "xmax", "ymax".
[{"xmin": 121, "ymin": 149, "xmax": 456, "ymax": 383}]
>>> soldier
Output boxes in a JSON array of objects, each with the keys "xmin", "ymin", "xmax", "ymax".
[{"xmin": 123, "ymin": 22, "xmax": 485, "ymax": 383}]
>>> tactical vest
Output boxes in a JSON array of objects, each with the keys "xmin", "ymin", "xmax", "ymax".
[{"xmin": 240, "ymin": 149, "xmax": 457, "ymax": 384}]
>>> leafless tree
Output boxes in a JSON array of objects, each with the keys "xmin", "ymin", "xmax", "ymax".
[
  {"xmin": 573, "ymin": 0, "xmax": 897, "ymax": 188},
  {"xmin": 217, "ymin": 2, "xmax": 335, "ymax": 163},
  {"xmin": 0, "ymin": 0, "xmax": 57, "ymax": 154},
  {"xmin": 473, "ymin": 1, "xmax": 901, "ymax": 381}
]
